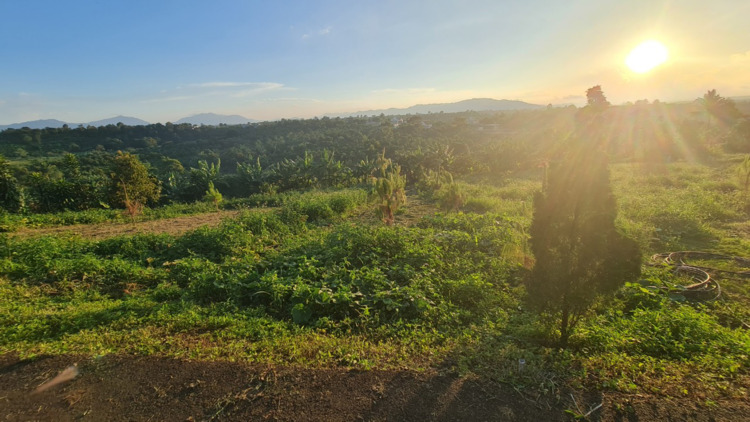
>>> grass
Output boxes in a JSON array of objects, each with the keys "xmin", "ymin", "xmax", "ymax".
[{"xmin": 1, "ymin": 162, "xmax": 749, "ymax": 400}]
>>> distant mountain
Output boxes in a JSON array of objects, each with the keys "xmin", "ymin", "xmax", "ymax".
[
  {"xmin": 333, "ymin": 98, "xmax": 544, "ymax": 117},
  {"xmin": 175, "ymin": 113, "xmax": 256, "ymax": 126},
  {"xmin": 0, "ymin": 119, "xmax": 69, "ymax": 130},
  {"xmin": 87, "ymin": 115, "xmax": 150, "ymax": 127}
]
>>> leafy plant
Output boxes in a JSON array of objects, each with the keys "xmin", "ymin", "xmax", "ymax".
[
  {"xmin": 371, "ymin": 150, "xmax": 406, "ymax": 225},
  {"xmin": 109, "ymin": 152, "xmax": 161, "ymax": 220},
  {"xmin": 204, "ymin": 181, "xmax": 223, "ymax": 211},
  {"xmin": 439, "ymin": 181, "xmax": 466, "ymax": 213},
  {"xmin": 738, "ymin": 154, "xmax": 750, "ymax": 201}
]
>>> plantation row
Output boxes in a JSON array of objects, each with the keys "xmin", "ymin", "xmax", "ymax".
[{"xmin": 2, "ymin": 91, "xmax": 749, "ymax": 219}]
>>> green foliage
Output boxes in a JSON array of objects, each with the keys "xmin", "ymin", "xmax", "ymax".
[
  {"xmin": 181, "ymin": 159, "xmax": 221, "ymax": 202},
  {"xmin": 371, "ymin": 150, "xmax": 407, "ymax": 225},
  {"xmin": 1, "ymin": 114, "xmax": 750, "ymax": 399},
  {"xmin": 738, "ymin": 155, "xmax": 750, "ymax": 200},
  {"xmin": 585, "ymin": 85, "xmax": 610, "ymax": 111},
  {"xmin": 724, "ymin": 119, "xmax": 750, "ymax": 153},
  {"xmin": 0, "ymin": 155, "xmax": 24, "ymax": 212},
  {"xmin": 204, "ymin": 181, "xmax": 223, "ymax": 211},
  {"xmin": 700, "ymin": 89, "xmax": 742, "ymax": 125},
  {"xmin": 109, "ymin": 152, "xmax": 161, "ymax": 217},
  {"xmin": 527, "ymin": 149, "xmax": 641, "ymax": 347},
  {"xmin": 438, "ymin": 182, "xmax": 466, "ymax": 212}
]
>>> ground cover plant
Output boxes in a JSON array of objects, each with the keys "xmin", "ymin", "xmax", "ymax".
[
  {"xmin": 2, "ymin": 158, "xmax": 749, "ymax": 405},
  {"xmin": 2, "ymin": 104, "xmax": 750, "ymax": 418}
]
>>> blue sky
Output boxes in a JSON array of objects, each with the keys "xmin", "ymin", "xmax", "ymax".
[{"xmin": 1, "ymin": 0, "xmax": 749, "ymax": 124}]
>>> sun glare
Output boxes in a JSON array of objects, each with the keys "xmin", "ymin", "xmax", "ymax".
[{"xmin": 626, "ymin": 40, "xmax": 668, "ymax": 73}]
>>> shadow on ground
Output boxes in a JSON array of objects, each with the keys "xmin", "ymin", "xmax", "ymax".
[{"xmin": 1, "ymin": 354, "xmax": 747, "ymax": 421}]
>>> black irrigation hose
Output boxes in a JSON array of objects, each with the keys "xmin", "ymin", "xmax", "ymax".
[{"xmin": 647, "ymin": 251, "xmax": 750, "ymax": 302}]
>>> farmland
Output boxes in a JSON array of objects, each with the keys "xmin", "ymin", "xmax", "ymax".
[{"xmin": 1, "ymin": 100, "xmax": 750, "ymax": 420}]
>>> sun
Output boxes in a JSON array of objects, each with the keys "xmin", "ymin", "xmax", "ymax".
[{"xmin": 626, "ymin": 40, "xmax": 668, "ymax": 73}]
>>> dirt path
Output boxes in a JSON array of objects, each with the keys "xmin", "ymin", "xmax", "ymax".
[
  {"xmin": 11, "ymin": 210, "xmax": 242, "ymax": 241},
  {"xmin": 1, "ymin": 354, "xmax": 747, "ymax": 421}
]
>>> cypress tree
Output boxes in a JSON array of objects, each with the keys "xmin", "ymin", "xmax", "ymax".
[{"xmin": 527, "ymin": 148, "xmax": 641, "ymax": 348}]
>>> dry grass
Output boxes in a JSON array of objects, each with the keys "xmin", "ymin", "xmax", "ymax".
[{"xmin": 11, "ymin": 210, "xmax": 242, "ymax": 240}]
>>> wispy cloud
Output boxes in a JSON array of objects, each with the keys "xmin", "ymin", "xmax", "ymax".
[
  {"xmin": 190, "ymin": 81, "xmax": 281, "ymax": 89},
  {"xmin": 231, "ymin": 82, "xmax": 289, "ymax": 97},
  {"xmin": 143, "ymin": 82, "xmax": 290, "ymax": 103},
  {"xmin": 302, "ymin": 26, "xmax": 332, "ymax": 40}
]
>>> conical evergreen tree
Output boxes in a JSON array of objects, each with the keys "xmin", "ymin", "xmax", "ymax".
[{"xmin": 527, "ymin": 147, "xmax": 641, "ymax": 348}]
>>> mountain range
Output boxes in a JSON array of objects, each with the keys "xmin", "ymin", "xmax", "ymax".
[
  {"xmin": 87, "ymin": 115, "xmax": 150, "ymax": 127},
  {"xmin": 331, "ymin": 98, "xmax": 544, "ymax": 117},
  {"xmin": 0, "ymin": 98, "xmax": 546, "ymax": 131},
  {"xmin": 0, "ymin": 113, "xmax": 257, "ymax": 131},
  {"xmin": 174, "ymin": 113, "xmax": 257, "ymax": 126}
]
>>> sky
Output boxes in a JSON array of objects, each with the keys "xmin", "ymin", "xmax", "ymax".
[{"xmin": 1, "ymin": 0, "xmax": 749, "ymax": 124}]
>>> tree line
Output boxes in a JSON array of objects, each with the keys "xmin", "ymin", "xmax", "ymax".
[{"xmin": 1, "ymin": 89, "xmax": 748, "ymax": 217}]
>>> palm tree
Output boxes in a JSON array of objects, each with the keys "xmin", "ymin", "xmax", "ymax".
[
  {"xmin": 699, "ymin": 89, "xmax": 741, "ymax": 125},
  {"xmin": 697, "ymin": 89, "xmax": 740, "ymax": 147}
]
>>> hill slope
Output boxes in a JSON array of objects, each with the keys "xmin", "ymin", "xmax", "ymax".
[
  {"xmin": 334, "ymin": 98, "xmax": 543, "ymax": 117},
  {"xmin": 174, "ymin": 113, "xmax": 257, "ymax": 125}
]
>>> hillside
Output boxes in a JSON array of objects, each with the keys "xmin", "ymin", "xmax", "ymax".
[
  {"xmin": 87, "ymin": 116, "xmax": 150, "ymax": 127},
  {"xmin": 333, "ymin": 98, "xmax": 544, "ymax": 117},
  {"xmin": 174, "ymin": 113, "xmax": 257, "ymax": 126}
]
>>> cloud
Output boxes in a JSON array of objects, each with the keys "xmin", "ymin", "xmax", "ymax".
[
  {"xmin": 143, "ymin": 82, "xmax": 290, "ymax": 103},
  {"xmin": 190, "ymin": 81, "xmax": 280, "ymax": 89},
  {"xmin": 302, "ymin": 26, "xmax": 333, "ymax": 40},
  {"xmin": 562, "ymin": 94, "xmax": 584, "ymax": 100},
  {"xmin": 231, "ymin": 83, "xmax": 290, "ymax": 97}
]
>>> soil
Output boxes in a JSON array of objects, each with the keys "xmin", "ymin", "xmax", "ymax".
[
  {"xmin": 11, "ymin": 193, "xmax": 437, "ymax": 241},
  {"xmin": 2, "ymin": 354, "xmax": 748, "ymax": 421},
  {"xmin": 11, "ymin": 211, "xmax": 241, "ymax": 241},
  {"xmin": 5, "ymin": 200, "xmax": 749, "ymax": 420}
]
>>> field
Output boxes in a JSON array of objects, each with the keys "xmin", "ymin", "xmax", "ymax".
[
  {"xmin": 2, "ymin": 152, "xmax": 750, "ymax": 420},
  {"xmin": 2, "ymin": 103, "xmax": 750, "ymax": 420}
]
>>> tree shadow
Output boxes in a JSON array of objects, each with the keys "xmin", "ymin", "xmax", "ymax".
[{"xmin": 357, "ymin": 361, "xmax": 602, "ymax": 421}]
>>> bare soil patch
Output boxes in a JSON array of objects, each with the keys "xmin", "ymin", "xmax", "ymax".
[
  {"xmin": 1, "ymin": 354, "xmax": 747, "ymax": 421},
  {"xmin": 11, "ymin": 210, "xmax": 241, "ymax": 241}
]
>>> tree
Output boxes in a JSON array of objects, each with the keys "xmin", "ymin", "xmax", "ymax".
[
  {"xmin": 575, "ymin": 86, "xmax": 612, "ymax": 144},
  {"xmin": 109, "ymin": 152, "xmax": 161, "ymax": 219},
  {"xmin": 204, "ymin": 181, "xmax": 223, "ymax": 211},
  {"xmin": 371, "ymin": 150, "xmax": 406, "ymax": 225},
  {"xmin": 699, "ymin": 89, "xmax": 741, "ymax": 124},
  {"xmin": 698, "ymin": 89, "xmax": 741, "ymax": 148},
  {"xmin": 724, "ymin": 118, "xmax": 750, "ymax": 153},
  {"xmin": 0, "ymin": 155, "xmax": 23, "ymax": 212},
  {"xmin": 738, "ymin": 155, "xmax": 750, "ymax": 202},
  {"xmin": 585, "ymin": 85, "xmax": 610, "ymax": 112},
  {"xmin": 526, "ymin": 148, "xmax": 641, "ymax": 348}
]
